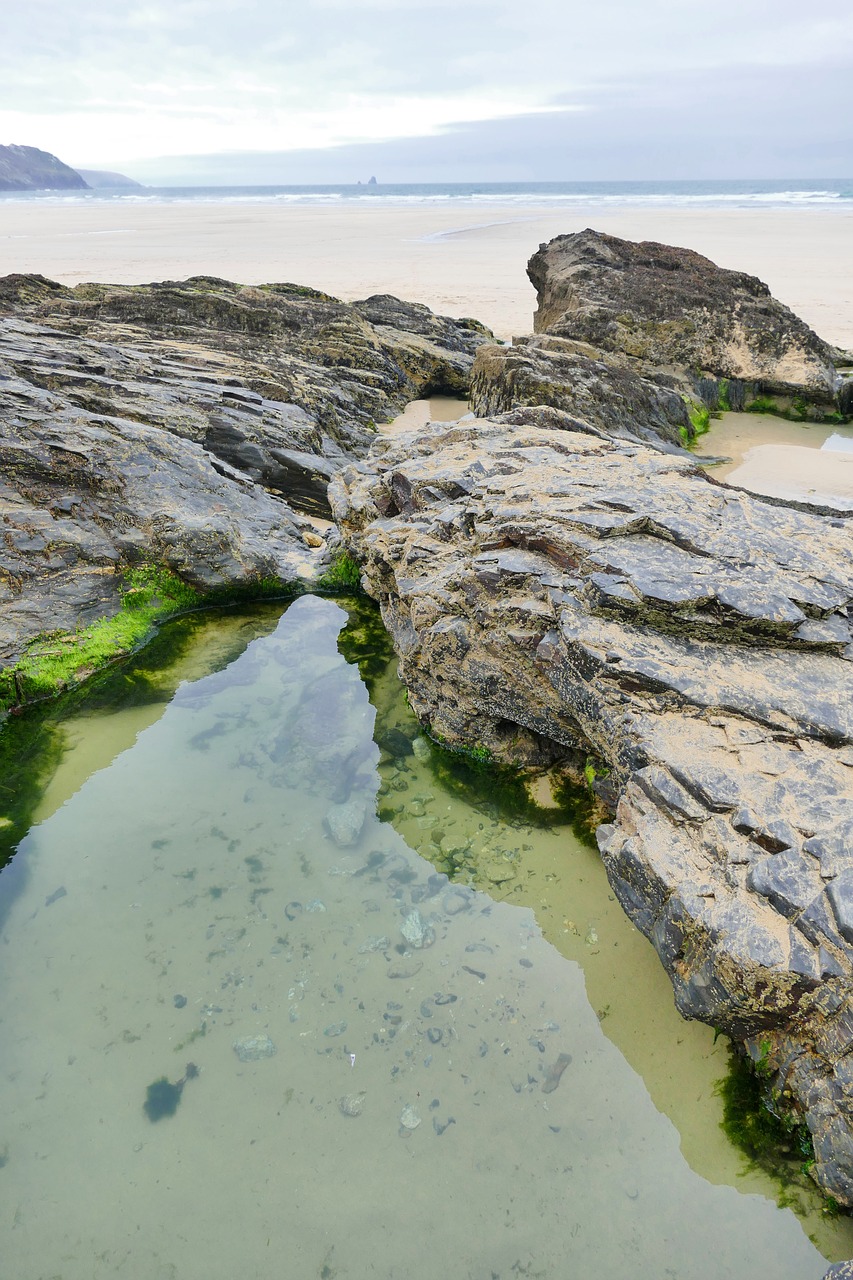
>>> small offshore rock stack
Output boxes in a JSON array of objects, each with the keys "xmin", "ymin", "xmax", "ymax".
[
  {"xmin": 471, "ymin": 228, "xmax": 846, "ymax": 448},
  {"xmin": 332, "ymin": 235, "xmax": 853, "ymax": 1205}
]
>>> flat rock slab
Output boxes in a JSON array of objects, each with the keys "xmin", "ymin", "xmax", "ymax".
[{"xmin": 332, "ymin": 413, "xmax": 853, "ymax": 1204}]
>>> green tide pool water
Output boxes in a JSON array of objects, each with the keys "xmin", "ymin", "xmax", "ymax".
[{"xmin": 0, "ymin": 594, "xmax": 850, "ymax": 1278}]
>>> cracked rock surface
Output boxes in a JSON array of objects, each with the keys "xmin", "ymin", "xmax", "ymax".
[
  {"xmin": 0, "ymin": 274, "xmax": 491, "ymax": 664},
  {"xmin": 331, "ymin": 413, "xmax": 853, "ymax": 1204}
]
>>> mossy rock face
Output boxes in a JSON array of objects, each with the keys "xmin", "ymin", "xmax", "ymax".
[{"xmin": 716, "ymin": 1047, "xmax": 812, "ymax": 1171}]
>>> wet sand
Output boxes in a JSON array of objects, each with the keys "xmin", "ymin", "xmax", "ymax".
[{"xmin": 1, "ymin": 200, "xmax": 851, "ymax": 345}]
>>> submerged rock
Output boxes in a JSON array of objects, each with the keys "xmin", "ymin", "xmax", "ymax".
[
  {"xmin": 399, "ymin": 1104, "xmax": 421, "ymax": 1132},
  {"xmin": 233, "ymin": 1034, "xmax": 277, "ymax": 1062},
  {"xmin": 332, "ymin": 412, "xmax": 853, "ymax": 1204},
  {"xmin": 324, "ymin": 800, "xmax": 367, "ymax": 847}
]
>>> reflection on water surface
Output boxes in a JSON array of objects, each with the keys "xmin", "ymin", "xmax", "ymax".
[{"xmin": 0, "ymin": 595, "xmax": 849, "ymax": 1278}]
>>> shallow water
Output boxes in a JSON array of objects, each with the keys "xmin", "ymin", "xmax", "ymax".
[
  {"xmin": 0, "ymin": 596, "xmax": 850, "ymax": 1278},
  {"xmin": 695, "ymin": 412, "xmax": 853, "ymax": 507},
  {"xmin": 381, "ymin": 394, "xmax": 469, "ymax": 435}
]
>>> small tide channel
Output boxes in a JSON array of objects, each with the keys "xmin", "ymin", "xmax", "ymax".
[{"xmin": 0, "ymin": 594, "xmax": 849, "ymax": 1279}]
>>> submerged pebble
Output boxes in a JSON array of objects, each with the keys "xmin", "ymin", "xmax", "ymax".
[
  {"xmin": 400, "ymin": 909, "xmax": 434, "ymax": 949},
  {"xmin": 357, "ymin": 935, "xmax": 390, "ymax": 954},
  {"xmin": 541, "ymin": 1052, "xmax": 573, "ymax": 1094},
  {"xmin": 399, "ymin": 1104, "xmax": 421, "ymax": 1132},
  {"xmin": 325, "ymin": 801, "xmax": 366, "ymax": 847},
  {"xmin": 233, "ymin": 1034, "xmax": 277, "ymax": 1062},
  {"xmin": 339, "ymin": 1092, "xmax": 366, "ymax": 1118}
]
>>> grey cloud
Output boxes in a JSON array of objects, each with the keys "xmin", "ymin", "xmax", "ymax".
[
  {"xmin": 122, "ymin": 59, "xmax": 852, "ymax": 184},
  {"xmin": 3, "ymin": 0, "xmax": 852, "ymax": 175}
]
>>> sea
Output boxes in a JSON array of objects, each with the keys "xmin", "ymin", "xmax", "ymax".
[{"xmin": 1, "ymin": 177, "xmax": 851, "ymax": 208}]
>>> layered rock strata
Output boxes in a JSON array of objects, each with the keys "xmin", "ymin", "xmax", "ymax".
[
  {"xmin": 0, "ymin": 274, "xmax": 491, "ymax": 666},
  {"xmin": 471, "ymin": 229, "xmax": 847, "ymax": 444},
  {"xmin": 331, "ymin": 414, "xmax": 853, "ymax": 1204}
]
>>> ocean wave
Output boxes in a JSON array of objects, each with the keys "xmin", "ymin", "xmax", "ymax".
[{"xmin": 2, "ymin": 183, "xmax": 849, "ymax": 210}]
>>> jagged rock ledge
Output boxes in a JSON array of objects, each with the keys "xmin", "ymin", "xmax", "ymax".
[
  {"xmin": 331, "ymin": 412, "xmax": 853, "ymax": 1205},
  {"xmin": 0, "ymin": 274, "xmax": 492, "ymax": 691}
]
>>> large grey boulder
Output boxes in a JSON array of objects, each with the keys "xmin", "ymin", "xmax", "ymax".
[
  {"xmin": 529, "ymin": 228, "xmax": 838, "ymax": 406},
  {"xmin": 331, "ymin": 412, "xmax": 853, "ymax": 1204},
  {"xmin": 471, "ymin": 230, "xmax": 846, "ymax": 443}
]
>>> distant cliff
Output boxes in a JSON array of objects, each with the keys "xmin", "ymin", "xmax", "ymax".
[
  {"xmin": 76, "ymin": 168, "xmax": 142, "ymax": 189},
  {"xmin": 0, "ymin": 144, "xmax": 89, "ymax": 192}
]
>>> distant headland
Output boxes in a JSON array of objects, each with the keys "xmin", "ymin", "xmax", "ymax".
[{"xmin": 0, "ymin": 143, "xmax": 140, "ymax": 192}]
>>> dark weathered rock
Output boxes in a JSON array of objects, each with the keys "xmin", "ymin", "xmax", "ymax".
[
  {"xmin": 470, "ymin": 334, "xmax": 691, "ymax": 449},
  {"xmin": 0, "ymin": 275, "xmax": 491, "ymax": 447},
  {"xmin": 0, "ymin": 275, "xmax": 492, "ymax": 666},
  {"xmin": 529, "ymin": 228, "xmax": 839, "ymax": 408},
  {"xmin": 471, "ymin": 230, "xmax": 846, "ymax": 445},
  {"xmin": 0, "ymin": 364, "xmax": 321, "ymax": 665},
  {"xmin": 331, "ymin": 412, "xmax": 853, "ymax": 1204}
]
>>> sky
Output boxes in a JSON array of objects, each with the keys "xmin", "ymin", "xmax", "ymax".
[{"xmin": 1, "ymin": 0, "xmax": 851, "ymax": 183}]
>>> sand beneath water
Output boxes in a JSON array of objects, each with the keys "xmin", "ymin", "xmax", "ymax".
[{"xmin": 696, "ymin": 413, "xmax": 853, "ymax": 509}]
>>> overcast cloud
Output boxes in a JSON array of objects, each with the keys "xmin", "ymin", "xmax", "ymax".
[{"xmin": 0, "ymin": 0, "xmax": 850, "ymax": 180}]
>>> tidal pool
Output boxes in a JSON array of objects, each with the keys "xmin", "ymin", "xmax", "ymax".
[
  {"xmin": 694, "ymin": 412, "xmax": 853, "ymax": 508},
  {"xmin": 0, "ymin": 595, "xmax": 850, "ymax": 1279}
]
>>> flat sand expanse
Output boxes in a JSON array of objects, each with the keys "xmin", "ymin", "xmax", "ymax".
[{"xmin": 1, "ymin": 200, "xmax": 851, "ymax": 346}]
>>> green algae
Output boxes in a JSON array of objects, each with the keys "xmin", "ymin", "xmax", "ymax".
[
  {"xmin": 334, "ymin": 592, "xmax": 394, "ymax": 690},
  {"xmin": 0, "ymin": 602, "xmax": 286, "ymax": 871},
  {"xmin": 144, "ymin": 1063, "xmax": 199, "ymax": 1122},
  {"xmin": 714, "ymin": 1045, "xmax": 832, "ymax": 1215},
  {"xmin": 316, "ymin": 551, "xmax": 363, "ymax": 594},
  {"xmin": 0, "ymin": 564, "xmax": 297, "ymax": 716}
]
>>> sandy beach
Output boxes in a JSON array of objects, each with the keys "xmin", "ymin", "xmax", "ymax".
[
  {"xmin": 1, "ymin": 199, "xmax": 852, "ymax": 348},
  {"xmin": 1, "ymin": 196, "xmax": 851, "ymax": 508}
]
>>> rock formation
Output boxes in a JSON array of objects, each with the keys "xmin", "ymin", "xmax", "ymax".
[
  {"xmin": 2, "ymin": 232, "xmax": 853, "ymax": 1216},
  {"xmin": 0, "ymin": 144, "xmax": 89, "ymax": 191},
  {"xmin": 0, "ymin": 274, "xmax": 492, "ymax": 671},
  {"xmin": 332, "ymin": 412, "xmax": 853, "ymax": 1204},
  {"xmin": 471, "ymin": 229, "xmax": 847, "ymax": 444}
]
